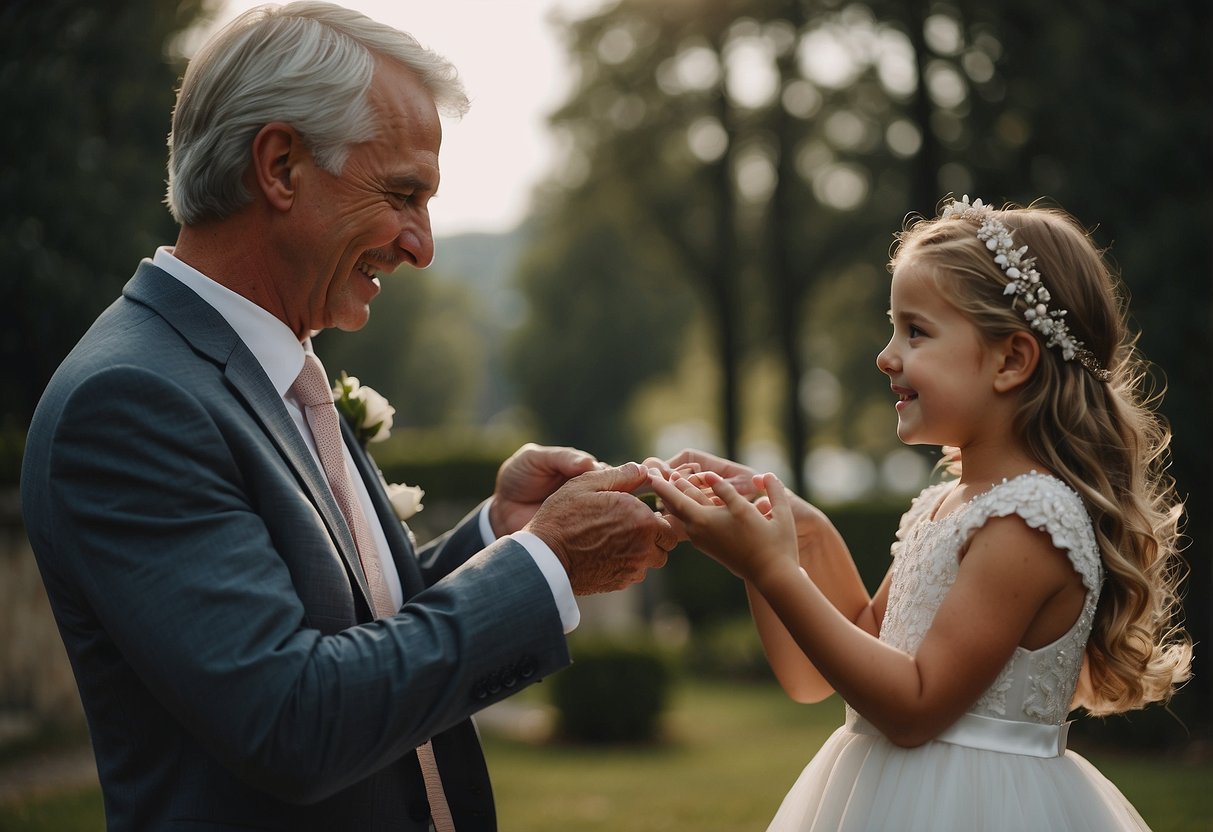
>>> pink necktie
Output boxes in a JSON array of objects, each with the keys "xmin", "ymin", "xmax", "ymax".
[{"xmin": 291, "ymin": 354, "xmax": 456, "ymax": 832}]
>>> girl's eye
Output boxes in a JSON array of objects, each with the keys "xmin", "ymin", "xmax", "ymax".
[{"xmin": 908, "ymin": 324, "xmax": 925, "ymax": 338}]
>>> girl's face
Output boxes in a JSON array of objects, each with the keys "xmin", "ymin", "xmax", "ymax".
[{"xmin": 876, "ymin": 258, "xmax": 1002, "ymax": 448}]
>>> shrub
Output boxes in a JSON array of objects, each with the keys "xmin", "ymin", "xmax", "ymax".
[
  {"xmin": 550, "ymin": 639, "xmax": 672, "ymax": 743},
  {"xmin": 684, "ymin": 615, "xmax": 773, "ymax": 682}
]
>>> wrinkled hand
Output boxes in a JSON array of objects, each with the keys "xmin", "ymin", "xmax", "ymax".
[
  {"xmin": 525, "ymin": 463, "xmax": 678, "ymax": 595},
  {"xmin": 649, "ymin": 471, "xmax": 798, "ymax": 584},
  {"xmin": 490, "ymin": 443, "xmax": 604, "ymax": 536}
]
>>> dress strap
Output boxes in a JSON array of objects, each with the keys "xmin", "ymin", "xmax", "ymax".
[{"xmin": 848, "ymin": 711, "xmax": 1070, "ymax": 758}]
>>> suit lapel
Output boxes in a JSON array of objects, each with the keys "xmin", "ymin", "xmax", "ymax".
[{"xmin": 123, "ymin": 262, "xmax": 377, "ymax": 615}]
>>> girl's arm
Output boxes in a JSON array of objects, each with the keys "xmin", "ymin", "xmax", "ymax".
[
  {"xmin": 744, "ymin": 496, "xmax": 891, "ymax": 702},
  {"xmin": 653, "ymin": 450, "xmax": 888, "ymax": 700},
  {"xmin": 653, "ymin": 472, "xmax": 1081, "ymax": 747}
]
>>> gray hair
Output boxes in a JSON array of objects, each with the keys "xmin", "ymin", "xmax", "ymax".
[{"xmin": 165, "ymin": 1, "xmax": 469, "ymax": 225}]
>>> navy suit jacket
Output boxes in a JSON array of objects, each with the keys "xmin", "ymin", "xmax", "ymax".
[{"xmin": 21, "ymin": 262, "xmax": 572, "ymax": 830}]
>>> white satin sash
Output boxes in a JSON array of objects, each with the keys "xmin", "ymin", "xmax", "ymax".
[{"xmin": 848, "ymin": 711, "xmax": 1070, "ymax": 758}]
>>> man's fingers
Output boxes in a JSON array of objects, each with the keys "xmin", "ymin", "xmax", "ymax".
[
  {"xmin": 659, "ymin": 510, "xmax": 689, "ymax": 543},
  {"xmin": 577, "ymin": 461, "xmax": 647, "ymax": 493},
  {"xmin": 653, "ymin": 514, "xmax": 680, "ymax": 552}
]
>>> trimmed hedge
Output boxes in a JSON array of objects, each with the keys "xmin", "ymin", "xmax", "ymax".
[{"xmin": 550, "ymin": 639, "xmax": 673, "ymax": 743}]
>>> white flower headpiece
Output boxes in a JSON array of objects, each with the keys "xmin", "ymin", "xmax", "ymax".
[{"xmin": 939, "ymin": 196, "xmax": 1110, "ymax": 382}]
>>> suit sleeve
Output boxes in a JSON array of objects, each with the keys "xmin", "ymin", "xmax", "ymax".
[
  {"xmin": 414, "ymin": 502, "xmax": 493, "ymax": 584},
  {"xmin": 32, "ymin": 366, "xmax": 572, "ymax": 803}
]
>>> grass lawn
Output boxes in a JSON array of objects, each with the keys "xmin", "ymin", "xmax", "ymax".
[{"xmin": 1, "ymin": 680, "xmax": 1208, "ymax": 831}]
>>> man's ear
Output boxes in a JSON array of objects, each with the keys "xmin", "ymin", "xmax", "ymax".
[
  {"xmin": 249, "ymin": 122, "xmax": 301, "ymax": 211},
  {"xmin": 993, "ymin": 330, "xmax": 1041, "ymax": 392}
]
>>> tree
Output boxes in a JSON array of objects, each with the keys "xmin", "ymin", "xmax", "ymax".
[
  {"xmin": 537, "ymin": 0, "xmax": 756, "ymax": 460},
  {"xmin": 317, "ymin": 265, "xmax": 486, "ymax": 430},
  {"xmin": 1, "ymin": 0, "xmax": 210, "ymax": 438},
  {"xmin": 507, "ymin": 197, "xmax": 693, "ymax": 460}
]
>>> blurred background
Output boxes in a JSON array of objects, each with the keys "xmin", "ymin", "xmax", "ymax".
[{"xmin": 0, "ymin": 0, "xmax": 1209, "ymax": 828}]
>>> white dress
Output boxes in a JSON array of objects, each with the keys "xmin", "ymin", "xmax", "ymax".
[{"xmin": 766, "ymin": 472, "xmax": 1151, "ymax": 832}]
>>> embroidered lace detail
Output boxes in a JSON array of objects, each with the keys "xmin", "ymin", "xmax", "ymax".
[{"xmin": 879, "ymin": 472, "xmax": 1103, "ymax": 726}]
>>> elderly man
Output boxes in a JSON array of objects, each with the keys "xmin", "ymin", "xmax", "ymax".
[{"xmin": 21, "ymin": 3, "xmax": 674, "ymax": 830}]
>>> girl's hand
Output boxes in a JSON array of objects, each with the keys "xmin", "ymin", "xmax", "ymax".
[{"xmin": 650, "ymin": 470, "xmax": 798, "ymax": 584}]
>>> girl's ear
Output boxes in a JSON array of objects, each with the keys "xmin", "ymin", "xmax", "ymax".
[
  {"xmin": 992, "ymin": 331, "xmax": 1041, "ymax": 392},
  {"xmin": 249, "ymin": 122, "xmax": 301, "ymax": 211}
]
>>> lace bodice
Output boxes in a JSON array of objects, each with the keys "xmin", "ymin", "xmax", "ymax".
[{"xmin": 879, "ymin": 472, "xmax": 1103, "ymax": 725}]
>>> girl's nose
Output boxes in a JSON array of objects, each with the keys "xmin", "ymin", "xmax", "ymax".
[{"xmin": 876, "ymin": 340, "xmax": 898, "ymax": 375}]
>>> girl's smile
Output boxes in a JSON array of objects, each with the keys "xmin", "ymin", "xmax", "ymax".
[
  {"xmin": 890, "ymin": 384, "xmax": 917, "ymax": 410},
  {"xmin": 877, "ymin": 259, "xmax": 1006, "ymax": 450}
]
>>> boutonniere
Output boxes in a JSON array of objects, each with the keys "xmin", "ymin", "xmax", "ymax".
[
  {"xmin": 384, "ymin": 481, "xmax": 425, "ymax": 522},
  {"xmin": 332, "ymin": 371, "xmax": 395, "ymax": 446}
]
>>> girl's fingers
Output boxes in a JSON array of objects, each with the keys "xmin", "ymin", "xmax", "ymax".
[
  {"xmin": 704, "ymin": 471, "xmax": 751, "ymax": 510},
  {"xmin": 649, "ymin": 470, "xmax": 708, "ymax": 512},
  {"xmin": 761, "ymin": 473, "xmax": 795, "ymax": 523}
]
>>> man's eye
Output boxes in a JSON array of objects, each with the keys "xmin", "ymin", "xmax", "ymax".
[{"xmin": 388, "ymin": 192, "xmax": 412, "ymax": 206}]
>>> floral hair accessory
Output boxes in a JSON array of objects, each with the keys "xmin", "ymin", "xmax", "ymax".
[
  {"xmin": 938, "ymin": 196, "xmax": 1110, "ymax": 382},
  {"xmin": 332, "ymin": 371, "xmax": 396, "ymax": 445}
]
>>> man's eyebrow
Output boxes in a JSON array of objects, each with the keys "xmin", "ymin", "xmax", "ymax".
[{"xmin": 386, "ymin": 174, "xmax": 438, "ymax": 194}]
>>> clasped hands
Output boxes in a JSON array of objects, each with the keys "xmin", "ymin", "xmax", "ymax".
[{"xmin": 488, "ymin": 444, "xmax": 817, "ymax": 595}]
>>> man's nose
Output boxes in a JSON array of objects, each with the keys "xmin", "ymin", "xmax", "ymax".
[{"xmin": 398, "ymin": 219, "xmax": 434, "ymax": 269}]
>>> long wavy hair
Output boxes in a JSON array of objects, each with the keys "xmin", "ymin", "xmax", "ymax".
[{"xmin": 892, "ymin": 200, "xmax": 1191, "ymax": 715}]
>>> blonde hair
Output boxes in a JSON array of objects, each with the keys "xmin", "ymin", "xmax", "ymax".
[{"xmin": 892, "ymin": 201, "xmax": 1191, "ymax": 716}]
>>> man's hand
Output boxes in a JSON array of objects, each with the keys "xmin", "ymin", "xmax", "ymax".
[
  {"xmin": 489, "ymin": 443, "xmax": 603, "ymax": 536},
  {"xmin": 524, "ymin": 462, "xmax": 677, "ymax": 595}
]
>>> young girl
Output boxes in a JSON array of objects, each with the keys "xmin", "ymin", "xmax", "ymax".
[{"xmin": 650, "ymin": 196, "xmax": 1191, "ymax": 831}]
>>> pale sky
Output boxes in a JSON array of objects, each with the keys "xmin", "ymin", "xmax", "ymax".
[{"xmin": 201, "ymin": 0, "xmax": 609, "ymax": 237}]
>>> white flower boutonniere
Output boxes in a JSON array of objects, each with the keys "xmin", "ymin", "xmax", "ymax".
[
  {"xmin": 332, "ymin": 371, "xmax": 395, "ymax": 446},
  {"xmin": 385, "ymin": 482, "xmax": 425, "ymax": 521}
]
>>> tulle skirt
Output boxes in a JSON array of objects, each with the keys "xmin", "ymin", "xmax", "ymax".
[{"xmin": 765, "ymin": 723, "xmax": 1150, "ymax": 831}]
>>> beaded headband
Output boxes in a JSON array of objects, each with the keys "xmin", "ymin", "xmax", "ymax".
[{"xmin": 938, "ymin": 196, "xmax": 1111, "ymax": 382}]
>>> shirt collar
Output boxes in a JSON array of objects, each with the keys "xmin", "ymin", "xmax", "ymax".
[{"xmin": 153, "ymin": 246, "xmax": 306, "ymax": 397}]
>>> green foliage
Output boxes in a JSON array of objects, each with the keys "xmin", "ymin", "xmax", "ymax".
[
  {"xmin": 663, "ymin": 542, "xmax": 749, "ymax": 628},
  {"xmin": 507, "ymin": 211, "xmax": 694, "ymax": 461},
  {"xmin": 826, "ymin": 500, "xmax": 904, "ymax": 590},
  {"xmin": 1, "ymin": 0, "xmax": 210, "ymax": 429},
  {"xmin": 550, "ymin": 638, "xmax": 674, "ymax": 743},
  {"xmin": 683, "ymin": 615, "xmax": 774, "ymax": 681},
  {"xmin": 316, "ymin": 267, "xmax": 487, "ymax": 430},
  {"xmin": 371, "ymin": 430, "xmax": 510, "ymax": 504},
  {"xmin": 663, "ymin": 501, "xmax": 903, "ymax": 630}
]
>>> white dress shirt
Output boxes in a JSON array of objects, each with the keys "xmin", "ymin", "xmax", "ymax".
[{"xmin": 152, "ymin": 247, "xmax": 579, "ymax": 631}]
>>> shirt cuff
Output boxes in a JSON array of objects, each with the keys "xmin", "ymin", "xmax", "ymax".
[{"xmin": 477, "ymin": 502, "xmax": 580, "ymax": 633}]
